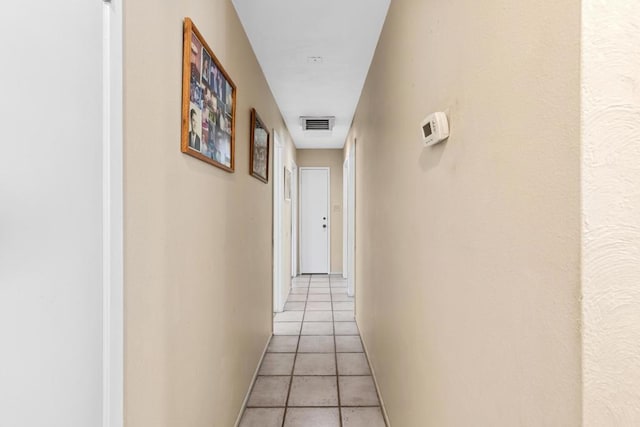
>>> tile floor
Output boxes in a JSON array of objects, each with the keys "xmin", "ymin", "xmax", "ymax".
[{"xmin": 239, "ymin": 274, "xmax": 387, "ymax": 427}]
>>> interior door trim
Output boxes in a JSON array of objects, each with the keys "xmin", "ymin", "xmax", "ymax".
[{"xmin": 102, "ymin": 1, "xmax": 123, "ymax": 425}]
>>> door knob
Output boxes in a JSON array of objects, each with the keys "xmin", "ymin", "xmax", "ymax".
[
  {"xmin": 322, "ymin": 225, "xmax": 327, "ymax": 228},
  {"xmin": 322, "ymin": 217, "xmax": 327, "ymax": 220}
]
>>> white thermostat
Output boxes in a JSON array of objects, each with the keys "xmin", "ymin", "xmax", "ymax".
[{"xmin": 420, "ymin": 112, "xmax": 449, "ymax": 146}]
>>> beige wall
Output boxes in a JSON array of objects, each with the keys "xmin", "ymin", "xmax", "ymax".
[
  {"xmin": 296, "ymin": 149, "xmax": 344, "ymax": 273},
  {"xmin": 124, "ymin": 1, "xmax": 295, "ymax": 425},
  {"xmin": 346, "ymin": 0, "xmax": 581, "ymax": 425},
  {"xmin": 583, "ymin": 0, "xmax": 640, "ymax": 424}
]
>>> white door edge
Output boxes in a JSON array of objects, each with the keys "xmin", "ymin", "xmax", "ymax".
[
  {"xmin": 343, "ymin": 158, "xmax": 348, "ymax": 280},
  {"xmin": 347, "ymin": 142, "xmax": 356, "ymax": 298},
  {"xmin": 326, "ymin": 168, "xmax": 330, "ymax": 275},
  {"xmin": 291, "ymin": 162, "xmax": 298, "ymax": 277},
  {"xmin": 273, "ymin": 132, "xmax": 285, "ymax": 312},
  {"xmin": 102, "ymin": 1, "xmax": 124, "ymax": 426}
]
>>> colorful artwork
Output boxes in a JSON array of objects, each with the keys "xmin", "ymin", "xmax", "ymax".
[
  {"xmin": 250, "ymin": 108, "xmax": 270, "ymax": 183},
  {"xmin": 182, "ymin": 18, "xmax": 236, "ymax": 171}
]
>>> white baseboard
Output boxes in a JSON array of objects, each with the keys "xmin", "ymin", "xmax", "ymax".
[
  {"xmin": 233, "ymin": 336, "xmax": 271, "ymax": 427},
  {"xmin": 359, "ymin": 329, "xmax": 392, "ymax": 426}
]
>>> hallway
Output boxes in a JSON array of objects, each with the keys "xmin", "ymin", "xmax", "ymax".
[
  {"xmin": 4, "ymin": 0, "xmax": 640, "ymax": 426},
  {"xmin": 239, "ymin": 275, "xmax": 386, "ymax": 427}
]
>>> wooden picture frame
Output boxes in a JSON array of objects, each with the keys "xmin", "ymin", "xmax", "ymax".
[
  {"xmin": 250, "ymin": 108, "xmax": 270, "ymax": 183},
  {"xmin": 181, "ymin": 18, "xmax": 236, "ymax": 172},
  {"xmin": 284, "ymin": 167, "xmax": 292, "ymax": 201}
]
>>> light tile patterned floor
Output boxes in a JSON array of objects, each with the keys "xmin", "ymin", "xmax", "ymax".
[{"xmin": 239, "ymin": 274, "xmax": 387, "ymax": 427}]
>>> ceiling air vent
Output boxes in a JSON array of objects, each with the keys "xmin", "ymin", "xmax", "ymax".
[{"xmin": 300, "ymin": 116, "xmax": 335, "ymax": 132}]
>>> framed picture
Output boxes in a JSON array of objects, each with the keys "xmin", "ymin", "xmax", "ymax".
[
  {"xmin": 250, "ymin": 108, "xmax": 270, "ymax": 183},
  {"xmin": 181, "ymin": 18, "xmax": 236, "ymax": 172},
  {"xmin": 284, "ymin": 167, "xmax": 292, "ymax": 201}
]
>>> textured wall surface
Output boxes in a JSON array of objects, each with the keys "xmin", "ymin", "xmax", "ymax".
[
  {"xmin": 346, "ymin": 0, "xmax": 582, "ymax": 425},
  {"xmin": 296, "ymin": 149, "xmax": 344, "ymax": 273},
  {"xmin": 582, "ymin": 1, "xmax": 640, "ymax": 425},
  {"xmin": 124, "ymin": 1, "xmax": 295, "ymax": 425}
]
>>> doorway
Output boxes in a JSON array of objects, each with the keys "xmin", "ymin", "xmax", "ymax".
[{"xmin": 300, "ymin": 167, "xmax": 330, "ymax": 274}]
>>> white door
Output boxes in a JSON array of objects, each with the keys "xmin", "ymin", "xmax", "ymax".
[
  {"xmin": 300, "ymin": 168, "xmax": 330, "ymax": 273},
  {"xmin": 0, "ymin": 1, "xmax": 123, "ymax": 426}
]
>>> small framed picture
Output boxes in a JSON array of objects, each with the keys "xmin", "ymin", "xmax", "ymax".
[
  {"xmin": 250, "ymin": 108, "xmax": 270, "ymax": 183},
  {"xmin": 181, "ymin": 18, "xmax": 236, "ymax": 172}
]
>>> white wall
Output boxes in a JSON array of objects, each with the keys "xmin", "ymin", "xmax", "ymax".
[
  {"xmin": 0, "ymin": 1, "xmax": 112, "ymax": 425},
  {"xmin": 582, "ymin": 0, "xmax": 640, "ymax": 424}
]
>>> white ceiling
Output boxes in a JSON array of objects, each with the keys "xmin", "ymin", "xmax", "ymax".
[{"xmin": 232, "ymin": 0, "xmax": 391, "ymax": 149}]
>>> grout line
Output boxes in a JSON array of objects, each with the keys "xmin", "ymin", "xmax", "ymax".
[
  {"xmin": 261, "ymin": 374, "xmax": 345, "ymax": 377},
  {"xmin": 248, "ymin": 405, "xmax": 380, "ymax": 409},
  {"xmin": 281, "ymin": 274, "xmax": 310, "ymax": 427},
  {"xmin": 330, "ymin": 275, "xmax": 344, "ymax": 427},
  {"xmin": 282, "ymin": 277, "xmax": 311, "ymax": 427},
  {"xmin": 259, "ymin": 373, "xmax": 368, "ymax": 377}
]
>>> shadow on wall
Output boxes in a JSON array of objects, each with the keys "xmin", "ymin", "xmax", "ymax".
[{"xmin": 419, "ymin": 139, "xmax": 447, "ymax": 171}]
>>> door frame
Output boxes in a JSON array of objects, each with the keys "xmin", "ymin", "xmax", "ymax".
[
  {"xmin": 291, "ymin": 162, "xmax": 298, "ymax": 277},
  {"xmin": 103, "ymin": 1, "xmax": 123, "ymax": 426},
  {"xmin": 345, "ymin": 141, "xmax": 356, "ymax": 297},
  {"xmin": 342, "ymin": 158, "xmax": 348, "ymax": 279},
  {"xmin": 273, "ymin": 132, "xmax": 285, "ymax": 312},
  {"xmin": 299, "ymin": 167, "xmax": 331, "ymax": 274}
]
